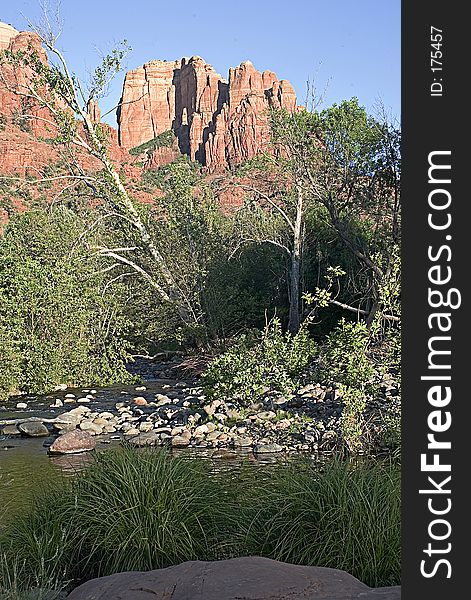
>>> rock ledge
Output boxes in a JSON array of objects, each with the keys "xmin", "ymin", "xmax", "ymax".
[{"xmin": 66, "ymin": 556, "xmax": 400, "ymax": 599}]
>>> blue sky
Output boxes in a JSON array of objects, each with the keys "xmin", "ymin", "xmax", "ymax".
[{"xmin": 2, "ymin": 0, "xmax": 400, "ymax": 126}]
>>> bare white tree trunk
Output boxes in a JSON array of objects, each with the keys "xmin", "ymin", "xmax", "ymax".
[{"xmin": 288, "ymin": 189, "xmax": 303, "ymax": 334}]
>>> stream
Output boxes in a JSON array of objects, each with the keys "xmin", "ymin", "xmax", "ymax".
[{"xmin": 0, "ymin": 375, "xmax": 309, "ymax": 524}]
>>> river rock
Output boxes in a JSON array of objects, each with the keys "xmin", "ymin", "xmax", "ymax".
[
  {"xmin": 123, "ymin": 427, "xmax": 140, "ymax": 436},
  {"xmin": 234, "ymin": 436, "xmax": 253, "ymax": 448},
  {"xmin": 65, "ymin": 556, "xmax": 401, "ymax": 600},
  {"xmin": 18, "ymin": 421, "xmax": 49, "ymax": 437},
  {"xmin": 139, "ymin": 421, "xmax": 154, "ymax": 432},
  {"xmin": 79, "ymin": 421, "xmax": 103, "ymax": 435},
  {"xmin": 254, "ymin": 443, "xmax": 283, "ymax": 454},
  {"xmin": 206, "ymin": 431, "xmax": 220, "ymax": 442},
  {"xmin": 171, "ymin": 434, "xmax": 191, "ymax": 448},
  {"xmin": 203, "ymin": 399, "xmax": 221, "ymax": 416},
  {"xmin": 194, "ymin": 424, "xmax": 209, "ymax": 435},
  {"xmin": 49, "ymin": 430, "xmax": 96, "ymax": 454},
  {"xmin": 1, "ymin": 424, "xmax": 20, "ymax": 435},
  {"xmin": 133, "ymin": 396, "xmax": 147, "ymax": 406},
  {"xmin": 257, "ymin": 411, "xmax": 276, "ymax": 421},
  {"xmin": 127, "ymin": 431, "xmax": 161, "ymax": 447},
  {"xmin": 54, "ymin": 406, "xmax": 91, "ymax": 430}
]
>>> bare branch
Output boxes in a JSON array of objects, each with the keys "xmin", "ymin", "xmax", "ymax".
[
  {"xmin": 238, "ymin": 184, "xmax": 295, "ymax": 232},
  {"xmin": 93, "ymin": 247, "xmax": 172, "ymax": 303}
]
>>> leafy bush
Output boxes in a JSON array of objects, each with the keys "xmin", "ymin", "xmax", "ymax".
[
  {"xmin": 320, "ymin": 318, "xmax": 373, "ymax": 389},
  {"xmin": 202, "ymin": 318, "xmax": 317, "ymax": 403},
  {"xmin": 318, "ymin": 319, "xmax": 375, "ymax": 450},
  {"xmin": 128, "ymin": 129, "xmax": 176, "ymax": 157},
  {"xmin": 0, "ymin": 208, "xmax": 132, "ymax": 398},
  {"xmin": 380, "ymin": 396, "xmax": 401, "ymax": 452}
]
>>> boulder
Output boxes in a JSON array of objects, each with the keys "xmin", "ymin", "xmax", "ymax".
[
  {"xmin": 66, "ymin": 556, "xmax": 401, "ymax": 600},
  {"xmin": 1, "ymin": 424, "xmax": 20, "ymax": 435},
  {"xmin": 48, "ymin": 430, "xmax": 96, "ymax": 454},
  {"xmin": 18, "ymin": 421, "xmax": 49, "ymax": 437}
]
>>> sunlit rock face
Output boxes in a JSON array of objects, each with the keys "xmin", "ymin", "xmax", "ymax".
[{"xmin": 117, "ymin": 56, "xmax": 298, "ymax": 170}]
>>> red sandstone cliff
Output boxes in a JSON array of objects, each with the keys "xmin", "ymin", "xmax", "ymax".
[
  {"xmin": 1, "ymin": 20, "xmax": 298, "ymax": 209},
  {"xmin": 117, "ymin": 57, "xmax": 297, "ymax": 171}
]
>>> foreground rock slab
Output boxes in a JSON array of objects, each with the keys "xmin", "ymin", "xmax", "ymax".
[{"xmin": 66, "ymin": 556, "xmax": 400, "ymax": 600}]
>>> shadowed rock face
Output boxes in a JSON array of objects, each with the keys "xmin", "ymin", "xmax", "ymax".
[
  {"xmin": 117, "ymin": 57, "xmax": 298, "ymax": 170},
  {"xmin": 66, "ymin": 556, "xmax": 400, "ymax": 600}
]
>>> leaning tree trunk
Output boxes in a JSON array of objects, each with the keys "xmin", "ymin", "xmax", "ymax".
[{"xmin": 288, "ymin": 190, "xmax": 303, "ymax": 334}]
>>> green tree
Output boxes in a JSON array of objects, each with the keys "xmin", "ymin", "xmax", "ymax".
[
  {"xmin": 0, "ymin": 208, "xmax": 131, "ymax": 397},
  {"xmin": 0, "ymin": 8, "xmax": 198, "ymax": 330},
  {"xmin": 270, "ymin": 99, "xmax": 401, "ymax": 330}
]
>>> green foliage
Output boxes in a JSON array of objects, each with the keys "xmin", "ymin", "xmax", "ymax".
[
  {"xmin": 0, "ymin": 325, "xmax": 21, "ymax": 399},
  {"xmin": 0, "ymin": 450, "xmax": 400, "ymax": 594},
  {"xmin": 90, "ymin": 42, "xmax": 131, "ymax": 101},
  {"xmin": 318, "ymin": 319, "xmax": 374, "ymax": 450},
  {"xmin": 321, "ymin": 318, "xmax": 373, "ymax": 389},
  {"xmin": 0, "ymin": 208, "xmax": 132, "ymax": 398},
  {"xmin": 129, "ymin": 130, "xmax": 176, "ymax": 157},
  {"xmin": 380, "ymin": 396, "xmax": 401, "ymax": 452},
  {"xmin": 338, "ymin": 385, "xmax": 367, "ymax": 452},
  {"xmin": 203, "ymin": 318, "xmax": 317, "ymax": 403}
]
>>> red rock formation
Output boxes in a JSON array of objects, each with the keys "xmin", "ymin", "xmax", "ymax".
[
  {"xmin": 117, "ymin": 57, "xmax": 297, "ymax": 170},
  {"xmin": 1, "ymin": 21, "xmax": 299, "ymax": 220},
  {"xmin": 87, "ymin": 99, "xmax": 101, "ymax": 123},
  {"xmin": 205, "ymin": 61, "xmax": 297, "ymax": 171},
  {"xmin": 0, "ymin": 22, "xmax": 18, "ymax": 50},
  {"xmin": 0, "ymin": 24, "xmax": 55, "ymax": 139},
  {"xmin": 117, "ymin": 59, "xmax": 180, "ymax": 148}
]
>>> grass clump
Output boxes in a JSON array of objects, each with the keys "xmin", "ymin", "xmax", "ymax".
[
  {"xmin": 235, "ymin": 458, "xmax": 401, "ymax": 588},
  {"xmin": 0, "ymin": 448, "xmax": 400, "ymax": 595}
]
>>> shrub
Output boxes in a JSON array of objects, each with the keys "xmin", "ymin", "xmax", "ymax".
[
  {"xmin": 128, "ymin": 130, "xmax": 176, "ymax": 157},
  {"xmin": 317, "ymin": 319, "xmax": 375, "ymax": 450},
  {"xmin": 320, "ymin": 318, "xmax": 373, "ymax": 389},
  {"xmin": 380, "ymin": 396, "xmax": 401, "ymax": 452},
  {"xmin": 202, "ymin": 318, "xmax": 317, "ymax": 403},
  {"xmin": 0, "ymin": 208, "xmax": 132, "ymax": 398}
]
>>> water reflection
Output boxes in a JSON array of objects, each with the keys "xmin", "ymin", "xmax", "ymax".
[{"xmin": 48, "ymin": 451, "xmax": 95, "ymax": 473}]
